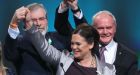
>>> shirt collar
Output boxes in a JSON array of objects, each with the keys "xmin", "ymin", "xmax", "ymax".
[
  {"xmin": 105, "ymin": 40, "xmax": 117, "ymax": 51},
  {"xmin": 99, "ymin": 40, "xmax": 116, "ymax": 50}
]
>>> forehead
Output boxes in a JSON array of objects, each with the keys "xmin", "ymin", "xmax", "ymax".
[
  {"xmin": 30, "ymin": 8, "xmax": 46, "ymax": 18},
  {"xmin": 94, "ymin": 14, "xmax": 115, "ymax": 27},
  {"xmin": 72, "ymin": 34, "xmax": 85, "ymax": 42}
]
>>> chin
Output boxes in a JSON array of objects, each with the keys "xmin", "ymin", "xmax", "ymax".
[
  {"xmin": 74, "ymin": 54, "xmax": 80, "ymax": 59},
  {"xmin": 100, "ymin": 39, "xmax": 111, "ymax": 44}
]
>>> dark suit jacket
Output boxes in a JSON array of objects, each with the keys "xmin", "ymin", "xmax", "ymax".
[
  {"xmin": 4, "ymin": 31, "xmax": 70, "ymax": 75},
  {"xmin": 114, "ymin": 43, "xmax": 138, "ymax": 75},
  {"xmin": 55, "ymin": 7, "xmax": 139, "ymax": 75}
]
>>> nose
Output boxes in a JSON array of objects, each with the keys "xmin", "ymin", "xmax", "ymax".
[
  {"xmin": 71, "ymin": 44, "xmax": 77, "ymax": 50},
  {"xmin": 34, "ymin": 20, "xmax": 41, "ymax": 27},
  {"xmin": 36, "ymin": 24, "xmax": 41, "ymax": 27},
  {"xmin": 102, "ymin": 28, "xmax": 107, "ymax": 34}
]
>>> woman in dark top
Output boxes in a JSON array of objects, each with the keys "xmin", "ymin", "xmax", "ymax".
[
  {"xmin": 65, "ymin": 61, "xmax": 97, "ymax": 75},
  {"xmin": 64, "ymin": 25, "xmax": 99, "ymax": 75},
  {"xmin": 26, "ymin": 23, "xmax": 116, "ymax": 75}
]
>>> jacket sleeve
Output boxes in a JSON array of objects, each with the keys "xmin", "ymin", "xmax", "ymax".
[
  {"xmin": 26, "ymin": 25, "xmax": 62, "ymax": 67},
  {"xmin": 54, "ymin": 6, "xmax": 73, "ymax": 36},
  {"xmin": 127, "ymin": 52, "xmax": 139, "ymax": 75},
  {"xmin": 73, "ymin": 10, "xmax": 88, "ymax": 27},
  {"xmin": 3, "ymin": 34, "xmax": 21, "ymax": 62}
]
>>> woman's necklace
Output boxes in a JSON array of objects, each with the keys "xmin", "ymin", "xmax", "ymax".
[
  {"xmin": 77, "ymin": 56, "xmax": 96, "ymax": 68},
  {"xmin": 90, "ymin": 56, "xmax": 96, "ymax": 68}
]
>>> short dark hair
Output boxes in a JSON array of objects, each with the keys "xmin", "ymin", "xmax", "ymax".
[{"xmin": 73, "ymin": 25, "xmax": 100, "ymax": 57}]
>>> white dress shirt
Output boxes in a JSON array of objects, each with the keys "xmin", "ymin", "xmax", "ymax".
[
  {"xmin": 103, "ymin": 40, "xmax": 118, "ymax": 64},
  {"xmin": 99, "ymin": 40, "xmax": 118, "ymax": 75}
]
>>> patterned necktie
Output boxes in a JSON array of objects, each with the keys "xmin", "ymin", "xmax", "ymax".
[{"xmin": 99, "ymin": 46, "xmax": 106, "ymax": 63}]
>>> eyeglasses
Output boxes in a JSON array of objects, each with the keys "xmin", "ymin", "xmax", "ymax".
[{"xmin": 31, "ymin": 17, "xmax": 46, "ymax": 22}]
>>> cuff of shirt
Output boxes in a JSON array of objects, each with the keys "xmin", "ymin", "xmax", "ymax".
[
  {"xmin": 8, "ymin": 27, "xmax": 20, "ymax": 39},
  {"xmin": 74, "ymin": 9, "xmax": 83, "ymax": 19}
]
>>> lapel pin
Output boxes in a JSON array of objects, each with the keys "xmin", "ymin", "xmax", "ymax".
[{"xmin": 119, "ymin": 52, "xmax": 122, "ymax": 55}]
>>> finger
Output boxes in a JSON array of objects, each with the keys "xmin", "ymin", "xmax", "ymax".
[
  {"xmin": 24, "ymin": 8, "xmax": 30, "ymax": 14},
  {"xmin": 18, "ymin": 15, "xmax": 26, "ymax": 20},
  {"xmin": 68, "ymin": 0, "xmax": 74, "ymax": 3},
  {"xmin": 17, "ymin": 6, "xmax": 26, "ymax": 12},
  {"xmin": 16, "ymin": 7, "xmax": 27, "ymax": 19},
  {"xmin": 20, "ymin": 8, "xmax": 29, "ymax": 16},
  {"xmin": 18, "ymin": 6, "xmax": 25, "ymax": 10},
  {"xmin": 17, "ymin": 7, "xmax": 29, "ymax": 16},
  {"xmin": 25, "ymin": 12, "xmax": 32, "ymax": 21},
  {"xmin": 20, "ymin": 11, "xmax": 26, "ymax": 16},
  {"xmin": 67, "ymin": 1, "xmax": 72, "ymax": 5},
  {"xmin": 63, "ymin": 0, "xmax": 67, "ymax": 3},
  {"xmin": 25, "ymin": 13, "xmax": 33, "ymax": 30},
  {"xmin": 16, "ymin": 12, "xmax": 25, "ymax": 19}
]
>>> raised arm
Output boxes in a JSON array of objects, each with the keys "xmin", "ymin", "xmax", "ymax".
[
  {"xmin": 4, "ymin": 6, "xmax": 30, "ymax": 62},
  {"xmin": 26, "ymin": 25, "xmax": 62, "ymax": 66},
  {"xmin": 54, "ymin": 2, "xmax": 73, "ymax": 36},
  {"xmin": 67, "ymin": 0, "xmax": 88, "ymax": 27},
  {"xmin": 54, "ymin": 0, "xmax": 88, "ymax": 36}
]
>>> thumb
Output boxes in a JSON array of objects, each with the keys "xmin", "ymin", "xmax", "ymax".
[{"xmin": 25, "ymin": 12, "xmax": 33, "ymax": 30}]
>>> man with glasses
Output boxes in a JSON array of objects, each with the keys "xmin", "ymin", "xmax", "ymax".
[{"xmin": 4, "ymin": 3, "xmax": 76, "ymax": 75}]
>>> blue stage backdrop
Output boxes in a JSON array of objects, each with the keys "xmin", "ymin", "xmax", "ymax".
[{"xmin": 0, "ymin": 0, "xmax": 140, "ymax": 68}]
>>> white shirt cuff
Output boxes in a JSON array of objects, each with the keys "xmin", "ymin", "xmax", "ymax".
[
  {"xmin": 8, "ymin": 27, "xmax": 20, "ymax": 39},
  {"xmin": 74, "ymin": 10, "xmax": 83, "ymax": 19}
]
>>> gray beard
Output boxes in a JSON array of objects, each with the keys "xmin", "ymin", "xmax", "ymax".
[{"xmin": 41, "ymin": 26, "xmax": 48, "ymax": 36}]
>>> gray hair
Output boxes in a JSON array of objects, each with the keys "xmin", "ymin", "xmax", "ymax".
[
  {"xmin": 26, "ymin": 3, "xmax": 47, "ymax": 18},
  {"xmin": 92, "ymin": 10, "xmax": 117, "ymax": 26}
]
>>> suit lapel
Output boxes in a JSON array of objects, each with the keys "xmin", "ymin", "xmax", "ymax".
[{"xmin": 114, "ymin": 43, "xmax": 124, "ymax": 66}]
